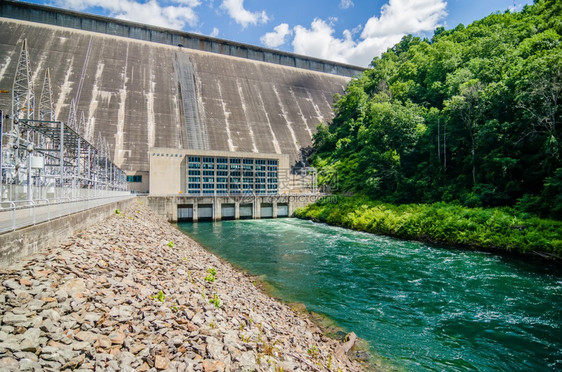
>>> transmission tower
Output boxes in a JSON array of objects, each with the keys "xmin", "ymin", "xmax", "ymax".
[
  {"xmin": 11, "ymin": 39, "xmax": 34, "ymax": 130},
  {"xmin": 38, "ymin": 69, "xmax": 54, "ymax": 121}
]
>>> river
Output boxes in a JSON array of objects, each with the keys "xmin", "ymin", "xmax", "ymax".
[{"xmin": 177, "ymin": 218, "xmax": 562, "ymax": 371}]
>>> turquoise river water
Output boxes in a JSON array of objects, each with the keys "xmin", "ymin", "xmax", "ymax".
[{"xmin": 178, "ymin": 218, "xmax": 561, "ymax": 371}]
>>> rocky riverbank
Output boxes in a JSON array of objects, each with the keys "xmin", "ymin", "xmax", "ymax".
[{"xmin": 0, "ymin": 200, "xmax": 364, "ymax": 371}]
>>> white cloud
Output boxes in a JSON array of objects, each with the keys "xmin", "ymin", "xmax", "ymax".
[
  {"xmin": 171, "ymin": 0, "xmax": 201, "ymax": 6},
  {"xmin": 220, "ymin": 0, "xmax": 269, "ymax": 28},
  {"xmin": 210, "ymin": 27, "xmax": 219, "ymax": 37},
  {"xmin": 260, "ymin": 23, "xmax": 291, "ymax": 48},
  {"xmin": 292, "ymin": 0, "xmax": 447, "ymax": 67},
  {"xmin": 362, "ymin": 0, "xmax": 447, "ymax": 38},
  {"xmin": 339, "ymin": 0, "xmax": 354, "ymax": 9},
  {"xmin": 54, "ymin": 0, "xmax": 200, "ymax": 29}
]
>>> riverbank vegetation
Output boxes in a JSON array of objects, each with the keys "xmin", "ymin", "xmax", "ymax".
[
  {"xmin": 295, "ymin": 196, "xmax": 562, "ymax": 256},
  {"xmin": 305, "ymin": 0, "xmax": 561, "ymax": 219}
]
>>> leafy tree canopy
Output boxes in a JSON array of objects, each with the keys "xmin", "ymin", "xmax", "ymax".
[{"xmin": 312, "ymin": 0, "xmax": 562, "ymax": 218}]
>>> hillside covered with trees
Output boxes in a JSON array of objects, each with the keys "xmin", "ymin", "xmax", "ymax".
[{"xmin": 311, "ymin": 0, "xmax": 561, "ymax": 218}]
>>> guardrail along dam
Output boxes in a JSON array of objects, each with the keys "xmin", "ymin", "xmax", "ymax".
[{"xmin": 0, "ymin": 1, "xmax": 364, "ymax": 190}]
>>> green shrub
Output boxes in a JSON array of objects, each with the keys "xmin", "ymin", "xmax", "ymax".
[{"xmin": 295, "ymin": 195, "xmax": 562, "ymax": 256}]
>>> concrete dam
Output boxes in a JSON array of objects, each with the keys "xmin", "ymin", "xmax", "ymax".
[{"xmin": 0, "ymin": 1, "xmax": 364, "ymax": 194}]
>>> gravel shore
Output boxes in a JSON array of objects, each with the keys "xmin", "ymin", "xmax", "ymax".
[{"xmin": 0, "ymin": 200, "xmax": 364, "ymax": 371}]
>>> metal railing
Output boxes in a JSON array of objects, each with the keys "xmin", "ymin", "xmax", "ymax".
[{"xmin": 0, "ymin": 186, "xmax": 133, "ymax": 233}]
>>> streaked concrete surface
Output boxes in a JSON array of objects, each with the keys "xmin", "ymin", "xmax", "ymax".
[
  {"xmin": 0, "ymin": 1, "xmax": 364, "ymax": 78},
  {"xmin": 0, "ymin": 17, "xmax": 353, "ymax": 173}
]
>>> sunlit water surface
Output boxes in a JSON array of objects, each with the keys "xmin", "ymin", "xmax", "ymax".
[{"xmin": 178, "ymin": 218, "xmax": 561, "ymax": 371}]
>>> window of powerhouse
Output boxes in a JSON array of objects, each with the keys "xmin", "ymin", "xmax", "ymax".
[{"xmin": 127, "ymin": 175, "xmax": 142, "ymax": 182}]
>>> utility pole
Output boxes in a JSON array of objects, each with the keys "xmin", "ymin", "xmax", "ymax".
[{"xmin": 0, "ymin": 110, "xmax": 3, "ymax": 187}]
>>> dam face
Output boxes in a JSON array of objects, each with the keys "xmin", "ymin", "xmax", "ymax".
[{"xmin": 0, "ymin": 2, "xmax": 362, "ymax": 185}]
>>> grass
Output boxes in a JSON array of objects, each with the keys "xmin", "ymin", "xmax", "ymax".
[{"xmin": 294, "ymin": 195, "xmax": 562, "ymax": 257}]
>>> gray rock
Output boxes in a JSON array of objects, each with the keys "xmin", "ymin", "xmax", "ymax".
[
  {"xmin": 236, "ymin": 351, "xmax": 258, "ymax": 370},
  {"xmin": 39, "ymin": 360, "xmax": 62, "ymax": 370},
  {"xmin": 27, "ymin": 299, "xmax": 45, "ymax": 311},
  {"xmin": 206, "ymin": 337, "xmax": 224, "ymax": 360},
  {"xmin": 22, "ymin": 327, "xmax": 41, "ymax": 341},
  {"xmin": 2, "ymin": 313, "xmax": 28, "ymax": 325},
  {"xmin": 18, "ymin": 358, "xmax": 41, "ymax": 371},
  {"xmin": 13, "ymin": 351, "xmax": 38, "ymax": 362},
  {"xmin": 72, "ymin": 341, "xmax": 92, "ymax": 350},
  {"xmin": 0, "ymin": 356, "xmax": 20, "ymax": 371},
  {"xmin": 0, "ymin": 340, "xmax": 21, "ymax": 352},
  {"xmin": 84, "ymin": 312, "xmax": 102, "ymax": 323},
  {"xmin": 2, "ymin": 279, "xmax": 20, "ymax": 290},
  {"xmin": 192, "ymin": 313, "xmax": 204, "ymax": 326},
  {"xmin": 19, "ymin": 338, "xmax": 39, "ymax": 352},
  {"xmin": 118, "ymin": 351, "xmax": 136, "ymax": 368},
  {"xmin": 109, "ymin": 305, "xmax": 134, "ymax": 320}
]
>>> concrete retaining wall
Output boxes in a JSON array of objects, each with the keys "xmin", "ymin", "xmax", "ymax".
[{"xmin": 0, "ymin": 197, "xmax": 136, "ymax": 268}]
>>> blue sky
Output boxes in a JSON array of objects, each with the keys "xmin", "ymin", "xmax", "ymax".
[{"xmin": 21, "ymin": 0, "xmax": 534, "ymax": 67}]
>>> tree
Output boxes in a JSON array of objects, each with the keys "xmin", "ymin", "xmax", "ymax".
[{"xmin": 444, "ymin": 80, "xmax": 484, "ymax": 186}]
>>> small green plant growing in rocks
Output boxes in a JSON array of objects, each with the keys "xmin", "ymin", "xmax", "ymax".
[
  {"xmin": 205, "ymin": 267, "xmax": 217, "ymax": 283},
  {"xmin": 327, "ymin": 355, "xmax": 332, "ymax": 370},
  {"xmin": 115, "ymin": 209, "xmax": 121, "ymax": 214},
  {"xmin": 307, "ymin": 345, "xmax": 319, "ymax": 358},
  {"xmin": 167, "ymin": 241, "xmax": 175, "ymax": 248},
  {"xmin": 261, "ymin": 340, "xmax": 278, "ymax": 357},
  {"xmin": 170, "ymin": 304, "xmax": 179, "ymax": 312},
  {"xmin": 152, "ymin": 290, "xmax": 166, "ymax": 303},
  {"xmin": 209, "ymin": 321, "xmax": 218, "ymax": 329},
  {"xmin": 209, "ymin": 294, "xmax": 220, "ymax": 308},
  {"xmin": 239, "ymin": 323, "xmax": 245, "ymax": 331},
  {"xmin": 240, "ymin": 334, "xmax": 250, "ymax": 343}
]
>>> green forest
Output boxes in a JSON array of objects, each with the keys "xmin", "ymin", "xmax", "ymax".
[{"xmin": 309, "ymin": 0, "xmax": 561, "ymax": 219}]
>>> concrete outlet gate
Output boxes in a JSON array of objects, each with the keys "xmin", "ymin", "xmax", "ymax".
[{"xmin": 143, "ymin": 195, "xmax": 324, "ymax": 222}]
